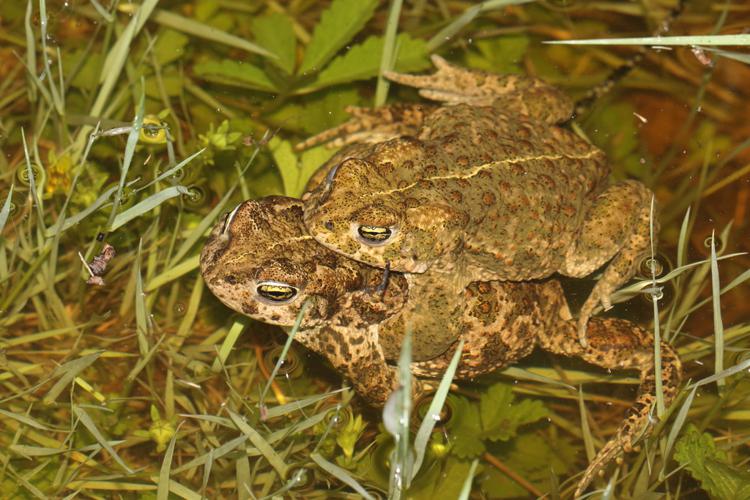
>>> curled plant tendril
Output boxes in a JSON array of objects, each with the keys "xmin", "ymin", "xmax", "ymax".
[
  {"xmin": 704, "ymin": 235, "xmax": 725, "ymax": 253},
  {"xmin": 640, "ymin": 256, "xmax": 664, "ymax": 277},
  {"xmin": 16, "ymin": 163, "xmax": 45, "ymax": 187},
  {"xmin": 641, "ymin": 285, "xmax": 665, "ymax": 302},
  {"xmin": 411, "ymin": 393, "xmax": 454, "ymax": 431},
  {"xmin": 264, "ymin": 345, "xmax": 301, "ymax": 378},
  {"xmin": 185, "ymin": 186, "xmax": 206, "ymax": 207}
]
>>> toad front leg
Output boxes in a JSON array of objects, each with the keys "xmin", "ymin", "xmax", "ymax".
[
  {"xmin": 559, "ymin": 180, "xmax": 656, "ymax": 346},
  {"xmin": 298, "ymin": 323, "xmax": 399, "ymax": 408},
  {"xmin": 537, "ymin": 317, "xmax": 682, "ymax": 497},
  {"xmin": 295, "ymin": 103, "xmax": 434, "ymax": 151}
]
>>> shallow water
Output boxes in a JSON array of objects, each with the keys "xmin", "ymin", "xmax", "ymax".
[{"xmin": 0, "ymin": 1, "xmax": 748, "ymax": 498}]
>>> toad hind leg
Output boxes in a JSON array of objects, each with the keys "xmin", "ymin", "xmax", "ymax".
[
  {"xmin": 559, "ymin": 180, "xmax": 656, "ymax": 346},
  {"xmin": 385, "ymin": 54, "xmax": 574, "ymax": 123},
  {"xmin": 536, "ymin": 317, "xmax": 682, "ymax": 497}
]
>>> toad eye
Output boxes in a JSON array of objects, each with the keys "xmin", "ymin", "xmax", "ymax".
[
  {"xmin": 357, "ymin": 225, "xmax": 394, "ymax": 244},
  {"xmin": 256, "ymin": 281, "xmax": 298, "ymax": 303}
]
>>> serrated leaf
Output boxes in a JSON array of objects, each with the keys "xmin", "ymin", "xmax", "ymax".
[
  {"xmin": 299, "ymin": 0, "xmax": 378, "ymax": 75},
  {"xmin": 674, "ymin": 424, "xmax": 750, "ymax": 500},
  {"xmin": 193, "ymin": 60, "xmax": 276, "ymax": 92},
  {"xmin": 307, "ymin": 34, "xmax": 430, "ymax": 91},
  {"xmin": 479, "ymin": 383, "xmax": 547, "ymax": 442},
  {"xmin": 267, "ymin": 88, "xmax": 361, "ymax": 135},
  {"xmin": 154, "ymin": 29, "xmax": 189, "ymax": 66},
  {"xmin": 252, "ymin": 13, "xmax": 296, "ymax": 74},
  {"xmin": 478, "ymin": 433, "xmax": 574, "ymax": 498},
  {"xmin": 447, "ymin": 396, "xmax": 485, "ymax": 459}
]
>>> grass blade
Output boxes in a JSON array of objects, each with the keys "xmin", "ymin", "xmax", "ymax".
[
  {"xmin": 172, "ymin": 436, "xmax": 247, "ymax": 474},
  {"xmin": 43, "ymin": 352, "xmax": 102, "ymax": 404},
  {"xmin": 411, "ymin": 339, "xmax": 464, "ymax": 480},
  {"xmin": 259, "ymin": 301, "xmax": 311, "ymax": 405},
  {"xmin": 457, "ymin": 459, "xmax": 480, "ymax": 500},
  {"xmin": 210, "ymin": 317, "xmax": 249, "ymax": 373},
  {"xmin": 73, "ymin": 405, "xmax": 133, "ymax": 474},
  {"xmin": 227, "ymin": 408, "xmax": 288, "ymax": 479},
  {"xmin": 546, "ymin": 34, "xmax": 750, "ymax": 46},
  {"xmin": 157, "ymin": 424, "xmax": 181, "ymax": 500},
  {"xmin": 373, "ymin": 0, "xmax": 403, "ymax": 107},
  {"xmin": 311, "ymin": 452, "xmax": 374, "ymax": 500},
  {"xmin": 427, "ymin": 0, "xmax": 533, "ymax": 51},
  {"xmin": 134, "ymin": 240, "xmax": 150, "ymax": 357},
  {"xmin": 110, "ymin": 186, "xmax": 190, "ymax": 232},
  {"xmin": 384, "ymin": 331, "xmax": 412, "ymax": 499},
  {"xmin": 0, "ymin": 185, "xmax": 13, "ymax": 234},
  {"xmin": 150, "ymin": 10, "xmax": 276, "ymax": 59},
  {"xmin": 709, "ymin": 232, "xmax": 725, "ymax": 389},
  {"xmin": 263, "ymin": 388, "xmax": 348, "ymax": 420}
]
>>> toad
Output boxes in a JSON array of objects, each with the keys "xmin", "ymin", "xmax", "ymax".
[
  {"xmin": 301, "ymin": 56, "xmax": 657, "ymax": 347},
  {"xmin": 200, "ymin": 194, "xmax": 680, "ymax": 497}
]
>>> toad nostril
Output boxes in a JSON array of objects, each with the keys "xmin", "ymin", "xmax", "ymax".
[{"xmin": 324, "ymin": 221, "xmax": 334, "ymax": 230}]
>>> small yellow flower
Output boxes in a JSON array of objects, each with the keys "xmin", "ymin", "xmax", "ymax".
[
  {"xmin": 44, "ymin": 151, "xmax": 72, "ymax": 197},
  {"xmin": 336, "ymin": 412, "xmax": 366, "ymax": 459},
  {"xmin": 148, "ymin": 405, "xmax": 176, "ymax": 453}
]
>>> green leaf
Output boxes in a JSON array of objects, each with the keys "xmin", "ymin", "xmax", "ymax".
[
  {"xmin": 463, "ymin": 35, "xmax": 529, "ymax": 74},
  {"xmin": 267, "ymin": 88, "xmax": 361, "ymax": 135},
  {"xmin": 479, "ymin": 383, "xmax": 547, "ymax": 442},
  {"xmin": 268, "ymin": 137, "xmax": 336, "ymax": 197},
  {"xmin": 193, "ymin": 59, "xmax": 276, "ymax": 92},
  {"xmin": 307, "ymin": 34, "xmax": 430, "ymax": 91},
  {"xmin": 447, "ymin": 396, "xmax": 485, "ymax": 459},
  {"xmin": 674, "ymin": 424, "xmax": 750, "ymax": 500},
  {"xmin": 145, "ymin": 71, "xmax": 183, "ymax": 97},
  {"xmin": 299, "ymin": 0, "xmax": 378, "ymax": 75},
  {"xmin": 583, "ymin": 100, "xmax": 645, "ymax": 179},
  {"xmin": 153, "ymin": 29, "xmax": 190, "ymax": 66},
  {"xmin": 478, "ymin": 433, "xmax": 575, "ymax": 498},
  {"xmin": 252, "ymin": 13, "xmax": 296, "ymax": 74}
]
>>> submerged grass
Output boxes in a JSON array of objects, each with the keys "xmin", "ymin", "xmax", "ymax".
[{"xmin": 1, "ymin": 0, "xmax": 749, "ymax": 498}]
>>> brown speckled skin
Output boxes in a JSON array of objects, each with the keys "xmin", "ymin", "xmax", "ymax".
[
  {"xmin": 200, "ymin": 195, "xmax": 680, "ymax": 497},
  {"xmin": 301, "ymin": 56, "xmax": 657, "ymax": 346}
]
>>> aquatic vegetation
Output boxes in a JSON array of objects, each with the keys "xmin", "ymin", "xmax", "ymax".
[{"xmin": 1, "ymin": 0, "xmax": 749, "ymax": 498}]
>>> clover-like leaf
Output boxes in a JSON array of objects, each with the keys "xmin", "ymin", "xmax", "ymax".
[
  {"xmin": 479, "ymin": 383, "xmax": 547, "ymax": 443},
  {"xmin": 193, "ymin": 59, "xmax": 276, "ymax": 92},
  {"xmin": 674, "ymin": 424, "xmax": 750, "ymax": 500},
  {"xmin": 299, "ymin": 0, "xmax": 378, "ymax": 75},
  {"xmin": 306, "ymin": 34, "xmax": 430, "ymax": 92},
  {"xmin": 447, "ymin": 396, "xmax": 485, "ymax": 459},
  {"xmin": 252, "ymin": 13, "xmax": 296, "ymax": 74}
]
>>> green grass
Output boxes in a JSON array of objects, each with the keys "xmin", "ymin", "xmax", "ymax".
[{"xmin": 1, "ymin": 0, "xmax": 749, "ymax": 498}]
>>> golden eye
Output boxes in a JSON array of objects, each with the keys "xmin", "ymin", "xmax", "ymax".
[
  {"xmin": 358, "ymin": 225, "xmax": 392, "ymax": 242},
  {"xmin": 257, "ymin": 282, "xmax": 298, "ymax": 302}
]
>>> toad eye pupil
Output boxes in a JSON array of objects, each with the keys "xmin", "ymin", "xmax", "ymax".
[
  {"xmin": 358, "ymin": 225, "xmax": 392, "ymax": 242},
  {"xmin": 324, "ymin": 221, "xmax": 334, "ymax": 230},
  {"xmin": 257, "ymin": 284, "xmax": 297, "ymax": 302}
]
